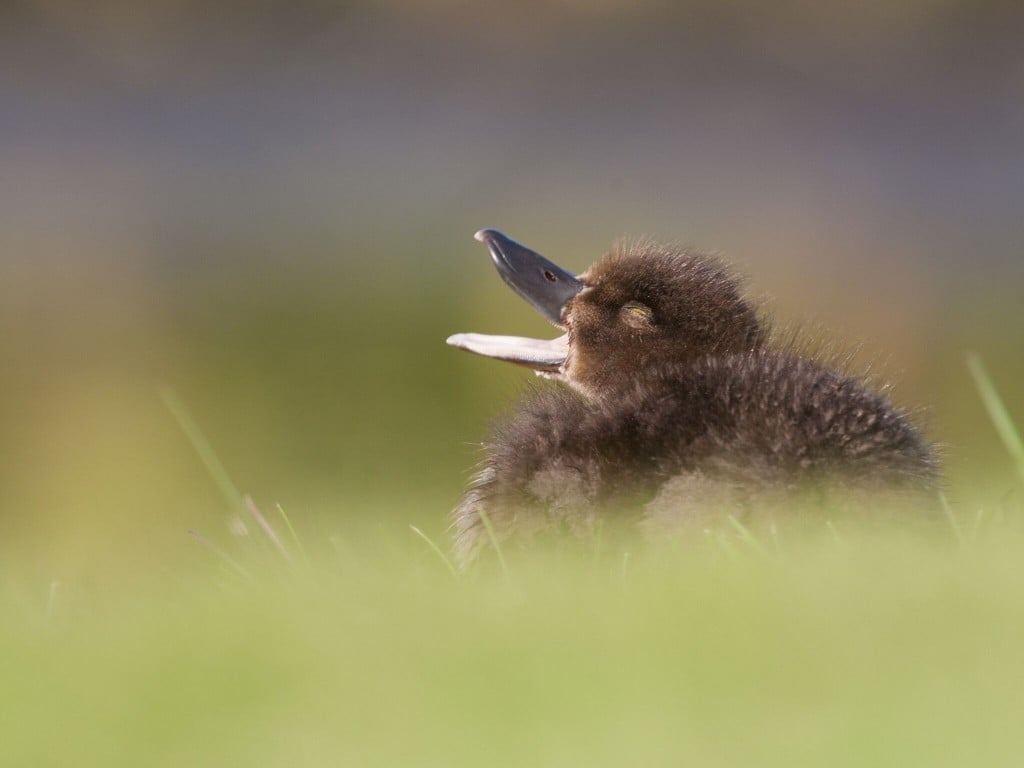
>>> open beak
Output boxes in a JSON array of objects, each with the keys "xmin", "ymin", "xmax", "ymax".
[{"xmin": 447, "ymin": 229, "xmax": 583, "ymax": 372}]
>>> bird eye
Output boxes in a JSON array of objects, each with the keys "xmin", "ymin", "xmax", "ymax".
[{"xmin": 621, "ymin": 302, "xmax": 653, "ymax": 328}]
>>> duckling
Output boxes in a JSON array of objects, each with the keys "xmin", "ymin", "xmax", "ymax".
[{"xmin": 447, "ymin": 230, "xmax": 938, "ymax": 565}]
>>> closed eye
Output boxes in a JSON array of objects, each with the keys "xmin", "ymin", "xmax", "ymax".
[{"xmin": 621, "ymin": 302, "xmax": 653, "ymax": 328}]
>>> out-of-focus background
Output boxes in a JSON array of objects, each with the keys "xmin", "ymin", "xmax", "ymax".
[{"xmin": 3, "ymin": 0, "xmax": 1023, "ymax": 579}]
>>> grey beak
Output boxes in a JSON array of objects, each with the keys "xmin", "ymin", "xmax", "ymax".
[
  {"xmin": 474, "ymin": 229, "xmax": 583, "ymax": 327},
  {"xmin": 446, "ymin": 229, "xmax": 581, "ymax": 373}
]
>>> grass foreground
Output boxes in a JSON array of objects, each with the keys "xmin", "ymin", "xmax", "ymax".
[
  {"xmin": 3, "ymin": 512, "xmax": 1024, "ymax": 767},
  {"xmin": 3, "ymin": 358, "xmax": 1022, "ymax": 766}
]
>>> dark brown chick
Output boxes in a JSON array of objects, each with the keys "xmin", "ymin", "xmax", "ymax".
[{"xmin": 447, "ymin": 230, "xmax": 938, "ymax": 566}]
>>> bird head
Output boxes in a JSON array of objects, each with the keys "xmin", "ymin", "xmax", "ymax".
[{"xmin": 447, "ymin": 229, "xmax": 765, "ymax": 400}]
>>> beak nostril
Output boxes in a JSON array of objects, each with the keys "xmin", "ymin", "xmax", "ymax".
[{"xmin": 544, "ymin": 270, "xmax": 557, "ymax": 282}]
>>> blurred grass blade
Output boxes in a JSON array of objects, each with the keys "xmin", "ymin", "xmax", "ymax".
[
  {"xmin": 277, "ymin": 503, "xmax": 310, "ymax": 566},
  {"xmin": 477, "ymin": 509, "xmax": 509, "ymax": 578},
  {"xmin": 187, "ymin": 530, "xmax": 253, "ymax": 581},
  {"xmin": 46, "ymin": 579, "xmax": 60, "ymax": 618},
  {"xmin": 409, "ymin": 525, "xmax": 458, "ymax": 577},
  {"xmin": 970, "ymin": 507, "xmax": 987, "ymax": 543},
  {"xmin": 966, "ymin": 355, "xmax": 1024, "ymax": 485},
  {"xmin": 704, "ymin": 528, "xmax": 739, "ymax": 559},
  {"xmin": 245, "ymin": 495, "xmax": 293, "ymax": 566},
  {"xmin": 826, "ymin": 520, "xmax": 845, "ymax": 545},
  {"xmin": 938, "ymin": 492, "xmax": 963, "ymax": 544},
  {"xmin": 727, "ymin": 515, "xmax": 770, "ymax": 557},
  {"xmin": 160, "ymin": 388, "xmax": 245, "ymax": 512}
]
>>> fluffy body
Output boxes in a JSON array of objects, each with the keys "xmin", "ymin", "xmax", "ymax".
[{"xmin": 452, "ymin": 240, "xmax": 938, "ymax": 566}]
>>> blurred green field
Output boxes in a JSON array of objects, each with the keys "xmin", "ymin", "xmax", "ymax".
[
  {"xmin": 5, "ymin": 510, "xmax": 1024, "ymax": 767},
  {"xmin": 1, "ymin": 360, "xmax": 1022, "ymax": 766}
]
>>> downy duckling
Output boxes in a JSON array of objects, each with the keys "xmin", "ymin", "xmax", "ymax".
[{"xmin": 448, "ymin": 230, "xmax": 938, "ymax": 565}]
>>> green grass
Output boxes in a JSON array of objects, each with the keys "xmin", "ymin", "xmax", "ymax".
[
  {"xmin": 2, "ymin": 362, "xmax": 1023, "ymax": 766},
  {"xmin": 967, "ymin": 355, "xmax": 1024, "ymax": 486},
  {"xmin": 4, "ymin": 523, "xmax": 1024, "ymax": 767}
]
